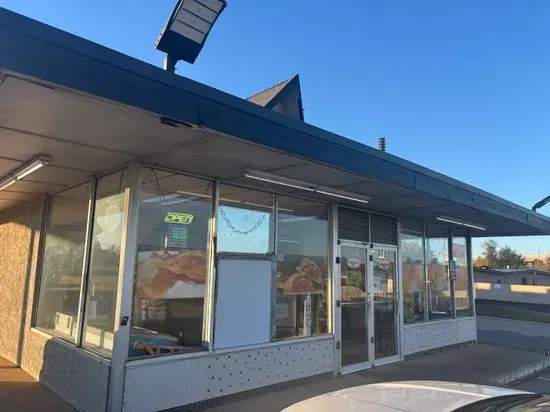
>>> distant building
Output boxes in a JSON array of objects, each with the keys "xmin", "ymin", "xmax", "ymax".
[{"xmin": 474, "ymin": 267, "xmax": 550, "ymax": 286}]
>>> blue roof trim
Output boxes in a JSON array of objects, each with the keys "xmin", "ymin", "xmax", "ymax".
[{"xmin": 1, "ymin": 7, "xmax": 549, "ymax": 234}]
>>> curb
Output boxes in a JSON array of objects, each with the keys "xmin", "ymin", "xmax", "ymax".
[{"xmin": 494, "ymin": 357, "xmax": 550, "ymax": 385}]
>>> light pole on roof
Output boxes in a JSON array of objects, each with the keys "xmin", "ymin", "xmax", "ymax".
[
  {"xmin": 155, "ymin": 0, "xmax": 227, "ymax": 72},
  {"xmin": 532, "ymin": 194, "xmax": 550, "ymax": 212}
]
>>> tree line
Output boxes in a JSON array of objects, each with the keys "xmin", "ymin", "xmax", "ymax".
[{"xmin": 473, "ymin": 240, "xmax": 550, "ymax": 270}]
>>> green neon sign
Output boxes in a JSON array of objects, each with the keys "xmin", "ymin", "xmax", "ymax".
[{"xmin": 164, "ymin": 212, "xmax": 194, "ymax": 225}]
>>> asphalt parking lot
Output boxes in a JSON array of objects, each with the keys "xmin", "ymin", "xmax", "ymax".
[{"xmin": 514, "ymin": 370, "xmax": 550, "ymax": 394}]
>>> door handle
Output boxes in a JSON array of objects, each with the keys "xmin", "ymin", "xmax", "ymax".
[{"xmin": 367, "ymin": 293, "xmax": 373, "ymax": 305}]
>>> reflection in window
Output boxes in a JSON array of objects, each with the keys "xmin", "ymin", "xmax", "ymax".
[
  {"xmin": 275, "ymin": 197, "xmax": 329, "ymax": 339},
  {"xmin": 130, "ymin": 169, "xmax": 212, "ymax": 358},
  {"xmin": 35, "ymin": 183, "xmax": 92, "ymax": 342},
  {"xmin": 453, "ymin": 237, "xmax": 471, "ymax": 316},
  {"xmin": 83, "ymin": 171, "xmax": 126, "ymax": 357},
  {"xmin": 427, "ymin": 231, "xmax": 451, "ymax": 320},
  {"xmin": 401, "ymin": 230, "xmax": 426, "ymax": 323},
  {"xmin": 217, "ymin": 185, "xmax": 273, "ymax": 254}
]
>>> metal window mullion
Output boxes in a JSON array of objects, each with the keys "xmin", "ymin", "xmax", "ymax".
[
  {"xmin": 205, "ymin": 179, "xmax": 219, "ymax": 352},
  {"xmin": 331, "ymin": 204, "xmax": 340, "ymax": 377},
  {"xmin": 423, "ymin": 224, "xmax": 429, "ymax": 321},
  {"xmin": 30, "ymin": 194, "xmax": 51, "ymax": 328},
  {"xmin": 466, "ymin": 231, "xmax": 475, "ymax": 317},
  {"xmin": 271, "ymin": 194, "xmax": 277, "ymax": 254},
  {"xmin": 107, "ymin": 163, "xmax": 141, "ymax": 412},
  {"xmin": 270, "ymin": 194, "xmax": 279, "ymax": 342},
  {"xmin": 396, "ymin": 219, "xmax": 404, "ymax": 359},
  {"xmin": 448, "ymin": 229, "xmax": 456, "ymax": 318},
  {"xmin": 76, "ymin": 178, "xmax": 97, "ymax": 347}
]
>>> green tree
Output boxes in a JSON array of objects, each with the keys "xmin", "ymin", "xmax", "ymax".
[
  {"xmin": 496, "ymin": 246, "xmax": 525, "ymax": 269},
  {"xmin": 473, "ymin": 256, "xmax": 489, "ymax": 267},
  {"xmin": 531, "ymin": 259, "xmax": 545, "ymax": 270},
  {"xmin": 482, "ymin": 240, "xmax": 498, "ymax": 267}
]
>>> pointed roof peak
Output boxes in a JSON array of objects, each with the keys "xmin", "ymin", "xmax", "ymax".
[{"xmin": 246, "ymin": 74, "xmax": 299, "ymax": 107}]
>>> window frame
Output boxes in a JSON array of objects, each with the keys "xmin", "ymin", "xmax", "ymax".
[
  {"xmin": 32, "ymin": 167, "xmax": 129, "ymax": 358},
  {"xmin": 130, "ymin": 167, "xmax": 216, "ymax": 357},
  {"xmin": 216, "ymin": 182, "xmax": 276, "ymax": 257},
  {"xmin": 400, "ymin": 221, "xmax": 475, "ymax": 325},
  {"xmin": 273, "ymin": 195, "xmax": 331, "ymax": 340},
  {"xmin": 400, "ymin": 227, "xmax": 428, "ymax": 324},
  {"xmin": 32, "ymin": 179, "xmax": 95, "ymax": 345}
]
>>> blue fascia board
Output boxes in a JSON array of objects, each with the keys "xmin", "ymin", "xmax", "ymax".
[{"xmin": 1, "ymin": 7, "xmax": 550, "ymax": 234}]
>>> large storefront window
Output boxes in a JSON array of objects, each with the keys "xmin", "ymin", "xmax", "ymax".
[
  {"xmin": 217, "ymin": 185, "xmax": 273, "ymax": 254},
  {"xmin": 275, "ymin": 197, "xmax": 329, "ymax": 339},
  {"xmin": 130, "ymin": 169, "xmax": 212, "ymax": 358},
  {"xmin": 453, "ymin": 236, "xmax": 471, "ymax": 316},
  {"xmin": 83, "ymin": 171, "xmax": 125, "ymax": 357},
  {"xmin": 401, "ymin": 230, "xmax": 426, "ymax": 323},
  {"xmin": 426, "ymin": 227, "xmax": 451, "ymax": 320},
  {"xmin": 35, "ymin": 183, "xmax": 92, "ymax": 341}
]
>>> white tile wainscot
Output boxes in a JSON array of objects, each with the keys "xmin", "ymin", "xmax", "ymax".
[
  {"xmin": 402, "ymin": 317, "xmax": 477, "ymax": 356},
  {"xmin": 123, "ymin": 336, "xmax": 334, "ymax": 412}
]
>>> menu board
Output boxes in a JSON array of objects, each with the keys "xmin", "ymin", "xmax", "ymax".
[{"xmin": 166, "ymin": 224, "xmax": 188, "ymax": 249}]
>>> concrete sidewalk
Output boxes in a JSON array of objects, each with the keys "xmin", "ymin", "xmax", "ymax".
[
  {"xmin": 0, "ymin": 357, "xmax": 75, "ymax": 412},
  {"xmin": 205, "ymin": 344, "xmax": 550, "ymax": 412}
]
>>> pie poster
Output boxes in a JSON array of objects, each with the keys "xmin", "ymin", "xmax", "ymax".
[
  {"xmin": 279, "ymin": 255, "xmax": 325, "ymax": 295},
  {"xmin": 135, "ymin": 249, "xmax": 207, "ymax": 299}
]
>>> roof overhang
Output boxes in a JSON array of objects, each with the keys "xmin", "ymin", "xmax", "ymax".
[{"xmin": 1, "ymin": 7, "xmax": 550, "ymax": 237}]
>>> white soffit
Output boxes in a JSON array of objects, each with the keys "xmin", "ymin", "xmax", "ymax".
[
  {"xmin": 148, "ymin": 134, "xmax": 304, "ymax": 179},
  {"xmin": 0, "ymin": 75, "xmax": 210, "ymax": 156},
  {"xmin": 269, "ymin": 163, "xmax": 368, "ymax": 188}
]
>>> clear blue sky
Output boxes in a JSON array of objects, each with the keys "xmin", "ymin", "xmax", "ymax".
[{"xmin": 3, "ymin": 0, "xmax": 550, "ymax": 257}]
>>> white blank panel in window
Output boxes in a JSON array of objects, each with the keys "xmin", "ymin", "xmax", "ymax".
[{"xmin": 213, "ymin": 258, "xmax": 273, "ymax": 349}]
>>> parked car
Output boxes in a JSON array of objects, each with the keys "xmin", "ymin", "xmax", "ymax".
[{"xmin": 282, "ymin": 381, "xmax": 548, "ymax": 411}]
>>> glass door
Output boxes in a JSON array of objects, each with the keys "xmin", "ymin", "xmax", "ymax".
[
  {"xmin": 372, "ymin": 246, "xmax": 399, "ymax": 362},
  {"xmin": 340, "ymin": 243, "xmax": 371, "ymax": 370}
]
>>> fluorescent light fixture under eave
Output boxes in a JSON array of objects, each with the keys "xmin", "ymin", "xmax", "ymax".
[
  {"xmin": 435, "ymin": 216, "xmax": 486, "ymax": 231},
  {"xmin": 0, "ymin": 177, "xmax": 16, "ymax": 191},
  {"xmin": 316, "ymin": 189, "xmax": 370, "ymax": 204},
  {"xmin": 0, "ymin": 155, "xmax": 50, "ymax": 191},
  {"xmin": 242, "ymin": 169, "xmax": 370, "ymax": 204},
  {"xmin": 15, "ymin": 156, "xmax": 50, "ymax": 180},
  {"xmin": 242, "ymin": 170, "xmax": 316, "ymax": 192}
]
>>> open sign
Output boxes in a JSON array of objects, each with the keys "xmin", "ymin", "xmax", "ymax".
[{"xmin": 164, "ymin": 212, "xmax": 194, "ymax": 225}]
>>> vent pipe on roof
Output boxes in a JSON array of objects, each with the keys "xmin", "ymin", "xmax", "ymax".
[{"xmin": 378, "ymin": 137, "xmax": 386, "ymax": 152}]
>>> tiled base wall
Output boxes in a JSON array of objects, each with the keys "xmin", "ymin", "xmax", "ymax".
[
  {"xmin": 123, "ymin": 337, "xmax": 334, "ymax": 412},
  {"xmin": 402, "ymin": 317, "xmax": 477, "ymax": 356}
]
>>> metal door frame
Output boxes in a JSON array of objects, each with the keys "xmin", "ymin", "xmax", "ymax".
[
  {"xmin": 338, "ymin": 240, "xmax": 374, "ymax": 374},
  {"xmin": 370, "ymin": 243, "xmax": 401, "ymax": 367}
]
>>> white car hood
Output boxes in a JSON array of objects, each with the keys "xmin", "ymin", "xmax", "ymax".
[{"xmin": 282, "ymin": 381, "xmax": 528, "ymax": 412}]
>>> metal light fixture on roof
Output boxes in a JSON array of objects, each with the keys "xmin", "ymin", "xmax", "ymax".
[
  {"xmin": 532, "ymin": 194, "xmax": 550, "ymax": 212},
  {"xmin": 242, "ymin": 169, "xmax": 370, "ymax": 204},
  {"xmin": 435, "ymin": 215, "xmax": 486, "ymax": 231},
  {"xmin": 0, "ymin": 155, "xmax": 50, "ymax": 191},
  {"xmin": 156, "ymin": 0, "xmax": 227, "ymax": 71}
]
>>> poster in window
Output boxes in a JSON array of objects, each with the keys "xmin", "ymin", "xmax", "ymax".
[
  {"xmin": 279, "ymin": 255, "xmax": 325, "ymax": 295},
  {"xmin": 135, "ymin": 249, "xmax": 207, "ymax": 299}
]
